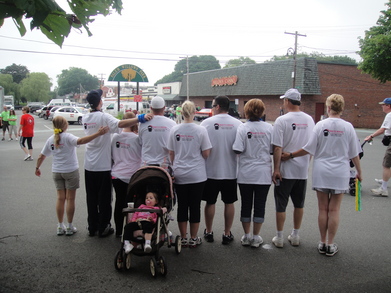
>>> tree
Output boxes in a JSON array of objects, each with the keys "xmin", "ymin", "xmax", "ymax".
[
  {"xmin": 155, "ymin": 55, "xmax": 221, "ymax": 85},
  {"xmin": 57, "ymin": 67, "xmax": 99, "ymax": 96},
  {"xmin": 20, "ymin": 72, "xmax": 52, "ymax": 103},
  {"xmin": 0, "ymin": 0, "xmax": 123, "ymax": 47},
  {"xmin": 266, "ymin": 52, "xmax": 357, "ymax": 65},
  {"xmin": 358, "ymin": 1, "xmax": 391, "ymax": 83},
  {"xmin": 224, "ymin": 57, "xmax": 256, "ymax": 68},
  {"xmin": 0, "ymin": 63, "xmax": 29, "ymax": 84},
  {"xmin": 0, "ymin": 74, "xmax": 14, "ymax": 94}
]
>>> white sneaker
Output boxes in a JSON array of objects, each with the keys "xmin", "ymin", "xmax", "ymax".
[
  {"xmin": 288, "ymin": 234, "xmax": 300, "ymax": 246},
  {"xmin": 24, "ymin": 155, "xmax": 31, "ymax": 161},
  {"xmin": 375, "ymin": 178, "xmax": 383, "ymax": 185},
  {"xmin": 371, "ymin": 187, "xmax": 388, "ymax": 196},
  {"xmin": 57, "ymin": 226, "xmax": 65, "ymax": 236},
  {"xmin": 124, "ymin": 243, "xmax": 134, "ymax": 254},
  {"xmin": 241, "ymin": 235, "xmax": 251, "ymax": 246},
  {"xmin": 326, "ymin": 243, "xmax": 339, "ymax": 257},
  {"xmin": 144, "ymin": 244, "xmax": 152, "ymax": 253},
  {"xmin": 66, "ymin": 226, "xmax": 77, "ymax": 236},
  {"xmin": 272, "ymin": 236, "xmax": 284, "ymax": 248},
  {"xmin": 251, "ymin": 235, "xmax": 263, "ymax": 248}
]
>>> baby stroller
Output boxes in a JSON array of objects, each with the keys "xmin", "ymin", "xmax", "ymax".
[
  {"xmin": 348, "ymin": 141, "xmax": 366, "ymax": 196},
  {"xmin": 114, "ymin": 166, "xmax": 181, "ymax": 277}
]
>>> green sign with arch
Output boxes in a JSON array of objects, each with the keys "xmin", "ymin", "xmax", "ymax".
[{"xmin": 108, "ymin": 64, "xmax": 149, "ymax": 82}]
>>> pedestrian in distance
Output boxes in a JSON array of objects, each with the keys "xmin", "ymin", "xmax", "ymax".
[
  {"xmin": 83, "ymin": 89, "xmax": 153, "ymax": 238},
  {"xmin": 18, "ymin": 106, "xmax": 35, "ymax": 161},
  {"xmin": 175, "ymin": 103, "xmax": 182, "ymax": 124},
  {"xmin": 200, "ymin": 95, "xmax": 242, "ymax": 245},
  {"xmin": 167, "ymin": 100, "xmax": 212, "ymax": 248},
  {"xmin": 271, "ymin": 88, "xmax": 315, "ymax": 248},
  {"xmin": 8, "ymin": 109, "xmax": 18, "ymax": 141},
  {"xmin": 35, "ymin": 116, "xmax": 109, "ymax": 236},
  {"xmin": 111, "ymin": 111, "xmax": 142, "ymax": 237},
  {"xmin": 364, "ymin": 97, "xmax": 391, "ymax": 197},
  {"xmin": 233, "ymin": 99, "xmax": 273, "ymax": 248},
  {"xmin": 281, "ymin": 94, "xmax": 362, "ymax": 256},
  {"xmin": 1, "ymin": 105, "xmax": 10, "ymax": 141}
]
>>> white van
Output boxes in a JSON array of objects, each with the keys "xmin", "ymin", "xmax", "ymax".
[
  {"xmin": 104, "ymin": 101, "xmax": 150, "ymax": 116},
  {"xmin": 47, "ymin": 98, "xmax": 71, "ymax": 107}
]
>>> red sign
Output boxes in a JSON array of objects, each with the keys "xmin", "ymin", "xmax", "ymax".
[
  {"xmin": 134, "ymin": 95, "xmax": 143, "ymax": 102},
  {"xmin": 211, "ymin": 75, "xmax": 238, "ymax": 87}
]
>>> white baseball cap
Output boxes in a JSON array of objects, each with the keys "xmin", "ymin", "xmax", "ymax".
[
  {"xmin": 280, "ymin": 88, "xmax": 301, "ymax": 101},
  {"xmin": 151, "ymin": 96, "xmax": 165, "ymax": 109}
]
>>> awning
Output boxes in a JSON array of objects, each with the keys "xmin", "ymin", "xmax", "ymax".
[{"xmin": 161, "ymin": 94, "xmax": 184, "ymax": 101}]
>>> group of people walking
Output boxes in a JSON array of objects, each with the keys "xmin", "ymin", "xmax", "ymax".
[{"xmin": 33, "ymin": 87, "xmax": 364, "ymax": 258}]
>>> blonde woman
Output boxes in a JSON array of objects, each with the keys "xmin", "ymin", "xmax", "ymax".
[
  {"xmin": 35, "ymin": 116, "xmax": 108, "ymax": 236},
  {"xmin": 282, "ymin": 94, "xmax": 362, "ymax": 256},
  {"xmin": 167, "ymin": 101, "xmax": 212, "ymax": 247}
]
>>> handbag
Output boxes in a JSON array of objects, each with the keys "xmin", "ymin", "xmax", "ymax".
[{"xmin": 382, "ymin": 135, "xmax": 391, "ymax": 146}]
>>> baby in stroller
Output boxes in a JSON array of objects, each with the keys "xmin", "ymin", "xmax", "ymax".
[{"xmin": 123, "ymin": 191, "xmax": 167, "ymax": 253}]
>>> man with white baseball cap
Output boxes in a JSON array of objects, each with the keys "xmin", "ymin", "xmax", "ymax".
[
  {"xmin": 139, "ymin": 96, "xmax": 176, "ymax": 166},
  {"xmin": 271, "ymin": 88, "xmax": 315, "ymax": 248},
  {"xmin": 365, "ymin": 97, "xmax": 391, "ymax": 196}
]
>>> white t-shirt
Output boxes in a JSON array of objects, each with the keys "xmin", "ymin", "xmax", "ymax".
[
  {"xmin": 41, "ymin": 132, "xmax": 79, "ymax": 173},
  {"xmin": 381, "ymin": 112, "xmax": 391, "ymax": 136},
  {"xmin": 303, "ymin": 117, "xmax": 361, "ymax": 190},
  {"xmin": 233, "ymin": 121, "xmax": 273, "ymax": 185},
  {"xmin": 83, "ymin": 111, "xmax": 120, "ymax": 171},
  {"xmin": 138, "ymin": 115, "xmax": 176, "ymax": 165},
  {"xmin": 167, "ymin": 123, "xmax": 212, "ymax": 184},
  {"xmin": 200, "ymin": 113, "xmax": 242, "ymax": 180},
  {"xmin": 272, "ymin": 111, "xmax": 315, "ymax": 179},
  {"xmin": 111, "ymin": 132, "xmax": 142, "ymax": 184}
]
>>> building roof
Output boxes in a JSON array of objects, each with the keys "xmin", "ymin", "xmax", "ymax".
[{"xmin": 179, "ymin": 57, "xmax": 321, "ymax": 97}]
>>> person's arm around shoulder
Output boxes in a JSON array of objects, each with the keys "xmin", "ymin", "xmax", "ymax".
[
  {"xmin": 77, "ymin": 126, "xmax": 109, "ymax": 145},
  {"xmin": 118, "ymin": 113, "xmax": 153, "ymax": 128}
]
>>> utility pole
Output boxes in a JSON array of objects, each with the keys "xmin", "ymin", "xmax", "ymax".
[
  {"xmin": 97, "ymin": 73, "xmax": 106, "ymax": 89},
  {"xmin": 180, "ymin": 56, "xmax": 189, "ymax": 100},
  {"xmin": 285, "ymin": 31, "xmax": 306, "ymax": 88}
]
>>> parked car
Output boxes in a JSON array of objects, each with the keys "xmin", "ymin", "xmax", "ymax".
[
  {"xmin": 194, "ymin": 108, "xmax": 213, "ymax": 121},
  {"xmin": 53, "ymin": 106, "xmax": 85, "ymax": 125},
  {"xmin": 44, "ymin": 106, "xmax": 60, "ymax": 120},
  {"xmin": 36, "ymin": 106, "xmax": 48, "ymax": 118}
]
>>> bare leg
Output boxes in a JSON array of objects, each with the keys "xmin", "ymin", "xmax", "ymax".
[
  {"xmin": 317, "ymin": 191, "xmax": 329, "ymax": 243},
  {"xmin": 56, "ymin": 190, "xmax": 66, "ymax": 223},
  {"xmin": 276, "ymin": 212, "xmax": 286, "ymax": 231},
  {"xmin": 293, "ymin": 207, "xmax": 304, "ymax": 230},
  {"xmin": 204, "ymin": 203, "xmax": 215, "ymax": 232},
  {"xmin": 65, "ymin": 189, "xmax": 76, "ymax": 224},
  {"xmin": 224, "ymin": 203, "xmax": 235, "ymax": 235},
  {"xmin": 178, "ymin": 221, "xmax": 188, "ymax": 238},
  {"xmin": 253, "ymin": 222, "xmax": 263, "ymax": 236},
  {"xmin": 325, "ymin": 193, "xmax": 344, "ymax": 244},
  {"xmin": 242, "ymin": 222, "xmax": 251, "ymax": 234},
  {"xmin": 189, "ymin": 222, "xmax": 200, "ymax": 239}
]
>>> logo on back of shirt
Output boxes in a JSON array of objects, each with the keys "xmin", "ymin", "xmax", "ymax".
[
  {"xmin": 214, "ymin": 123, "xmax": 219, "ymax": 130},
  {"xmin": 84, "ymin": 122, "xmax": 96, "ymax": 130},
  {"xmin": 323, "ymin": 129, "xmax": 329, "ymax": 137},
  {"xmin": 51, "ymin": 143, "xmax": 54, "ymax": 150},
  {"xmin": 116, "ymin": 141, "xmax": 120, "ymax": 148},
  {"xmin": 247, "ymin": 132, "xmax": 252, "ymax": 139},
  {"xmin": 292, "ymin": 123, "xmax": 296, "ymax": 130},
  {"xmin": 115, "ymin": 141, "xmax": 130, "ymax": 149},
  {"xmin": 176, "ymin": 134, "xmax": 194, "ymax": 142},
  {"xmin": 176, "ymin": 134, "xmax": 180, "ymax": 141},
  {"xmin": 148, "ymin": 125, "xmax": 153, "ymax": 132}
]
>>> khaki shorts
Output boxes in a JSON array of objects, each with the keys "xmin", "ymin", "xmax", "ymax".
[
  {"xmin": 383, "ymin": 145, "xmax": 391, "ymax": 168},
  {"xmin": 53, "ymin": 169, "xmax": 80, "ymax": 190}
]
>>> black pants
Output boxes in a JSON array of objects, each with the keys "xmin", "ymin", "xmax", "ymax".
[
  {"xmin": 112, "ymin": 178, "xmax": 128, "ymax": 235},
  {"xmin": 84, "ymin": 170, "xmax": 112, "ymax": 234},
  {"xmin": 123, "ymin": 221, "xmax": 154, "ymax": 242}
]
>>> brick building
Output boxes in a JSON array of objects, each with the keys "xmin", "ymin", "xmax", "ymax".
[{"xmin": 177, "ymin": 57, "xmax": 391, "ymax": 128}]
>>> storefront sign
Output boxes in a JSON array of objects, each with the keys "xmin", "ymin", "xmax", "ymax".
[
  {"xmin": 163, "ymin": 86, "xmax": 171, "ymax": 94},
  {"xmin": 211, "ymin": 75, "xmax": 238, "ymax": 87}
]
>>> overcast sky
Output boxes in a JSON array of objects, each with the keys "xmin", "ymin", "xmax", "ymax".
[{"xmin": 0, "ymin": 0, "xmax": 388, "ymax": 90}]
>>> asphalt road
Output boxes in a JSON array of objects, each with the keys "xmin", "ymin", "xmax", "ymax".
[{"xmin": 0, "ymin": 113, "xmax": 390, "ymax": 293}]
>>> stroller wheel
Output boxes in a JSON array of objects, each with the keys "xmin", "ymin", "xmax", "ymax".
[
  {"xmin": 175, "ymin": 235, "xmax": 182, "ymax": 254},
  {"xmin": 114, "ymin": 250, "xmax": 124, "ymax": 271},
  {"xmin": 150, "ymin": 258, "xmax": 158, "ymax": 278},
  {"xmin": 158, "ymin": 256, "xmax": 167, "ymax": 276},
  {"xmin": 125, "ymin": 253, "xmax": 132, "ymax": 270}
]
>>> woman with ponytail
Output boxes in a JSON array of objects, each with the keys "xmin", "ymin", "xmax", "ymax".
[{"xmin": 35, "ymin": 116, "xmax": 108, "ymax": 236}]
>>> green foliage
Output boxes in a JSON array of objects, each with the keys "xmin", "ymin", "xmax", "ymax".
[
  {"xmin": 20, "ymin": 72, "xmax": 52, "ymax": 103},
  {"xmin": 57, "ymin": 67, "xmax": 99, "ymax": 96},
  {"xmin": 0, "ymin": 74, "xmax": 14, "ymax": 94},
  {"xmin": 224, "ymin": 57, "xmax": 256, "ymax": 68},
  {"xmin": 155, "ymin": 55, "xmax": 221, "ymax": 85},
  {"xmin": 266, "ymin": 52, "xmax": 357, "ymax": 65},
  {"xmin": 0, "ymin": 63, "xmax": 30, "ymax": 84},
  {"xmin": 358, "ymin": 1, "xmax": 391, "ymax": 83},
  {"xmin": 0, "ymin": 0, "xmax": 123, "ymax": 47}
]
